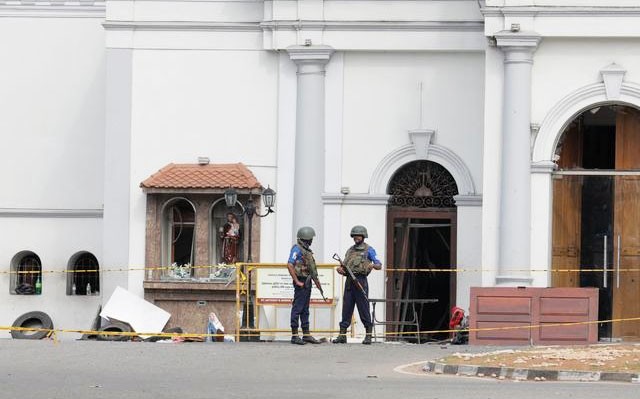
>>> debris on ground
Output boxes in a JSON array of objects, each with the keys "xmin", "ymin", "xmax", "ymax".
[
  {"xmin": 440, "ymin": 344, "xmax": 640, "ymax": 373},
  {"xmin": 100, "ymin": 286, "xmax": 170, "ymax": 338}
]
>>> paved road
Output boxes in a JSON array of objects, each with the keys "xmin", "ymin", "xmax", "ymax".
[{"xmin": 0, "ymin": 340, "xmax": 638, "ymax": 399}]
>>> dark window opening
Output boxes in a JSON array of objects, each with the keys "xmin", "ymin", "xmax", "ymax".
[
  {"xmin": 15, "ymin": 254, "xmax": 42, "ymax": 295},
  {"xmin": 556, "ymin": 105, "xmax": 618, "ymax": 170},
  {"xmin": 166, "ymin": 199, "xmax": 196, "ymax": 276},
  {"xmin": 70, "ymin": 253, "xmax": 100, "ymax": 295},
  {"xmin": 582, "ymin": 125, "xmax": 615, "ymax": 169}
]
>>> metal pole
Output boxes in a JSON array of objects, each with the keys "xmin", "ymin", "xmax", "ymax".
[
  {"xmin": 247, "ymin": 211, "xmax": 253, "ymax": 263},
  {"xmin": 616, "ymin": 234, "xmax": 621, "ymax": 289},
  {"xmin": 235, "ymin": 263, "xmax": 240, "ymax": 342},
  {"xmin": 603, "ymin": 235, "xmax": 608, "ymax": 289},
  {"xmin": 245, "ymin": 201, "xmax": 256, "ymax": 332}
]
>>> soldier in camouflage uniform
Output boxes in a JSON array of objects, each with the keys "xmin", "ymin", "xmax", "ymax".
[
  {"xmin": 286, "ymin": 226, "xmax": 322, "ymax": 345},
  {"xmin": 333, "ymin": 225, "xmax": 382, "ymax": 345}
]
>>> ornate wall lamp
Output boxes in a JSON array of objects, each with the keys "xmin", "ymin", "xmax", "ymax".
[
  {"xmin": 224, "ymin": 185, "xmax": 275, "ymax": 338},
  {"xmin": 223, "ymin": 186, "xmax": 276, "ymax": 263}
]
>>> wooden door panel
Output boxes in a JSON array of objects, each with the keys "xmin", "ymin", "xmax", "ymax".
[
  {"xmin": 616, "ymin": 108, "xmax": 640, "ymax": 170},
  {"xmin": 552, "ymin": 176, "xmax": 581, "ymax": 287},
  {"xmin": 387, "ymin": 219, "xmax": 409, "ymax": 325},
  {"xmin": 613, "ymin": 109, "xmax": 640, "ymax": 339},
  {"xmin": 613, "ymin": 176, "xmax": 640, "ymax": 338}
]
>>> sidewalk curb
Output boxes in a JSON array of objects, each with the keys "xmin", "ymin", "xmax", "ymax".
[{"xmin": 423, "ymin": 361, "xmax": 640, "ymax": 383}]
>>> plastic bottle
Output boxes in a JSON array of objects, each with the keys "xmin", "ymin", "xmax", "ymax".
[
  {"xmin": 86, "ymin": 282, "xmax": 91, "ymax": 296},
  {"xmin": 35, "ymin": 277, "xmax": 42, "ymax": 295},
  {"xmin": 71, "ymin": 283, "xmax": 76, "ymax": 295}
]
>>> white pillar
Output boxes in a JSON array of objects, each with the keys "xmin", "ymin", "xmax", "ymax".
[
  {"xmin": 274, "ymin": 53, "xmax": 298, "ymax": 261},
  {"xmin": 287, "ymin": 45, "xmax": 334, "ymax": 255},
  {"xmin": 530, "ymin": 161, "xmax": 556, "ymax": 287},
  {"xmin": 102, "ymin": 23, "xmax": 135, "ymax": 299},
  {"xmin": 454, "ymin": 194, "xmax": 483, "ymax": 311},
  {"xmin": 495, "ymin": 32, "xmax": 541, "ymax": 286},
  {"xmin": 322, "ymin": 52, "xmax": 345, "ymax": 263}
]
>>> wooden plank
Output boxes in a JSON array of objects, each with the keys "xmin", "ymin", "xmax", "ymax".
[{"xmin": 551, "ymin": 175, "xmax": 581, "ymax": 288}]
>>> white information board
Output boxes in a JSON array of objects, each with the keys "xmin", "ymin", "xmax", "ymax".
[{"xmin": 256, "ymin": 267, "xmax": 334, "ymax": 305}]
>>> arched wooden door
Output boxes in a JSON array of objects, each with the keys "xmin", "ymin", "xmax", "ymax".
[
  {"xmin": 552, "ymin": 105, "xmax": 640, "ymax": 340},
  {"xmin": 385, "ymin": 160, "xmax": 458, "ymax": 342}
]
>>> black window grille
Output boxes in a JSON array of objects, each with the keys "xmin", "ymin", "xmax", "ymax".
[
  {"xmin": 16, "ymin": 254, "xmax": 42, "ymax": 295},
  {"xmin": 72, "ymin": 253, "xmax": 100, "ymax": 295},
  {"xmin": 388, "ymin": 160, "xmax": 458, "ymax": 208}
]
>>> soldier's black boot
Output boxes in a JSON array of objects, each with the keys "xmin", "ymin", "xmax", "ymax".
[
  {"xmin": 332, "ymin": 328, "xmax": 347, "ymax": 344},
  {"xmin": 362, "ymin": 327, "xmax": 372, "ymax": 345},
  {"xmin": 291, "ymin": 328, "xmax": 306, "ymax": 345},
  {"xmin": 302, "ymin": 328, "xmax": 321, "ymax": 344}
]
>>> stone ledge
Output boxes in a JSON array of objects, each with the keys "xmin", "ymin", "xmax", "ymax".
[{"xmin": 424, "ymin": 361, "xmax": 640, "ymax": 383}]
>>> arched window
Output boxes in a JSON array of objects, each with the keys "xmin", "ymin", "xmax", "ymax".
[
  {"xmin": 387, "ymin": 160, "xmax": 459, "ymax": 208},
  {"xmin": 210, "ymin": 199, "xmax": 244, "ymax": 265},
  {"xmin": 162, "ymin": 198, "xmax": 196, "ymax": 277},
  {"xmin": 11, "ymin": 252, "xmax": 42, "ymax": 295},
  {"xmin": 68, "ymin": 252, "xmax": 100, "ymax": 295}
]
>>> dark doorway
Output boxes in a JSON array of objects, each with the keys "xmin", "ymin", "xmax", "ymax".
[
  {"xmin": 387, "ymin": 212, "xmax": 456, "ymax": 342},
  {"xmin": 385, "ymin": 160, "xmax": 458, "ymax": 343}
]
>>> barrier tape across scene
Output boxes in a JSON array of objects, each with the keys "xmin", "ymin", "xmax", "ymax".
[
  {"xmin": 3, "ymin": 263, "xmax": 637, "ymax": 343},
  {"xmin": 2, "ymin": 265, "xmax": 640, "ymax": 274},
  {"xmin": 2, "ymin": 316, "xmax": 640, "ymax": 342}
]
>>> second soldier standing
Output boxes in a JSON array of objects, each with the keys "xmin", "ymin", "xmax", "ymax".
[
  {"xmin": 333, "ymin": 225, "xmax": 382, "ymax": 345},
  {"xmin": 286, "ymin": 226, "xmax": 322, "ymax": 345}
]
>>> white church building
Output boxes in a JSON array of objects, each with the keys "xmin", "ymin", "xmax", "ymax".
[{"xmin": 1, "ymin": 0, "xmax": 639, "ymax": 341}]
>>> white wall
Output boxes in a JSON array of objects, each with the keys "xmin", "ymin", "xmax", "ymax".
[
  {"xmin": 341, "ymin": 52, "xmax": 485, "ymax": 194},
  {"xmin": 338, "ymin": 203, "xmax": 387, "ymax": 335},
  {"xmin": 123, "ymin": 49, "xmax": 280, "ymax": 293},
  {"xmin": 486, "ymin": 0, "xmax": 640, "ymax": 6},
  {"xmin": 0, "ymin": 14, "xmax": 106, "ymax": 339},
  {"xmin": 0, "ymin": 17, "xmax": 105, "ymax": 209},
  {"xmin": 532, "ymin": 38, "xmax": 640, "ymax": 127},
  {"xmin": 456, "ymin": 204, "xmax": 483, "ymax": 311},
  {"xmin": 481, "ymin": 46, "xmax": 504, "ymax": 286},
  {"xmin": 0, "ymin": 217, "xmax": 103, "ymax": 339}
]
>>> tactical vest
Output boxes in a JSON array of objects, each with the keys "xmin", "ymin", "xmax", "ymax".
[
  {"xmin": 344, "ymin": 243, "xmax": 372, "ymax": 276},
  {"xmin": 294, "ymin": 242, "xmax": 318, "ymax": 278}
]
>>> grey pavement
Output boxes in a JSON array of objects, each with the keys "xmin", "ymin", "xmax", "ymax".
[{"xmin": 0, "ymin": 340, "xmax": 638, "ymax": 399}]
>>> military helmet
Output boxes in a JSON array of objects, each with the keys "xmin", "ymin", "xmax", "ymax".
[
  {"xmin": 350, "ymin": 225, "xmax": 368, "ymax": 238},
  {"xmin": 297, "ymin": 226, "xmax": 316, "ymax": 240}
]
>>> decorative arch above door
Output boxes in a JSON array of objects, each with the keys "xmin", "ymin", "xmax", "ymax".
[{"xmin": 388, "ymin": 160, "xmax": 459, "ymax": 208}]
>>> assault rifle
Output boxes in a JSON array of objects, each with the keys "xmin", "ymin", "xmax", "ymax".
[
  {"xmin": 332, "ymin": 253, "xmax": 369, "ymax": 301},
  {"xmin": 306, "ymin": 275, "xmax": 330, "ymax": 303}
]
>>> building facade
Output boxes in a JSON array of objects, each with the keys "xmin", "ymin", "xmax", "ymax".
[{"xmin": 1, "ymin": 0, "xmax": 639, "ymax": 340}]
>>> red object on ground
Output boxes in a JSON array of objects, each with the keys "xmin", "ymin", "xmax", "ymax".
[{"xmin": 449, "ymin": 306, "xmax": 465, "ymax": 329}]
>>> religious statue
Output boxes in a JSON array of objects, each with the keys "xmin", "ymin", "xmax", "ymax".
[{"xmin": 219, "ymin": 213, "xmax": 241, "ymax": 264}]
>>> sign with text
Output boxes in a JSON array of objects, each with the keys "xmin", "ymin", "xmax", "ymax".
[{"xmin": 256, "ymin": 267, "xmax": 334, "ymax": 305}]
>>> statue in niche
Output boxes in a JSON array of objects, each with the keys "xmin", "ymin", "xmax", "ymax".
[{"xmin": 219, "ymin": 212, "xmax": 241, "ymax": 264}]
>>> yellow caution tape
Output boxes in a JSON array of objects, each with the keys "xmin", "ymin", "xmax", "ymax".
[
  {"xmin": 2, "ymin": 263, "xmax": 639, "ymax": 275},
  {"xmin": 2, "ymin": 316, "xmax": 639, "ymax": 339}
]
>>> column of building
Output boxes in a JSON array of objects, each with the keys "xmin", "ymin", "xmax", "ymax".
[
  {"xmin": 286, "ymin": 45, "xmax": 335, "ymax": 256},
  {"xmin": 495, "ymin": 31, "xmax": 541, "ymax": 285}
]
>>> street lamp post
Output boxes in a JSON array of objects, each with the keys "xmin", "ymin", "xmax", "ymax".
[{"xmin": 224, "ymin": 186, "xmax": 276, "ymax": 340}]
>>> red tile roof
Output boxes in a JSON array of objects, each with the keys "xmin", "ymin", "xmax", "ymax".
[{"xmin": 140, "ymin": 163, "xmax": 262, "ymax": 190}]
